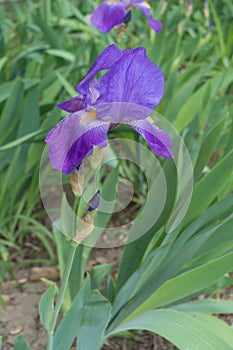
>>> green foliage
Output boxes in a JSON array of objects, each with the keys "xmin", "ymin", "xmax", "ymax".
[
  {"xmin": 39, "ymin": 284, "xmax": 57, "ymax": 332},
  {"xmin": 0, "ymin": 0, "xmax": 110, "ymax": 269},
  {"xmin": 184, "ymin": 149, "xmax": 233, "ymax": 225},
  {"xmin": 90, "ymin": 263, "xmax": 114, "ymax": 290},
  {"xmin": 171, "ymin": 299, "xmax": 233, "ymax": 313},
  {"xmin": 108, "ymin": 309, "xmax": 233, "ymax": 350},
  {"xmin": 13, "ymin": 335, "xmax": 31, "ymax": 350},
  {"xmin": 0, "ymin": 0, "xmax": 232, "ymax": 349},
  {"xmin": 53, "ymin": 276, "xmax": 111, "ymax": 350}
]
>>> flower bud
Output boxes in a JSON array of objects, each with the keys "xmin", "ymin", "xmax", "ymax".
[
  {"xmin": 185, "ymin": 0, "xmax": 193, "ymax": 17},
  {"xmin": 178, "ymin": 20, "xmax": 184, "ymax": 34},
  {"xmin": 203, "ymin": 0, "xmax": 209, "ymax": 18},
  {"xmin": 74, "ymin": 216, "xmax": 94, "ymax": 243},
  {"xmin": 70, "ymin": 165, "xmax": 85, "ymax": 196},
  {"xmin": 88, "ymin": 146, "xmax": 108, "ymax": 169},
  {"xmin": 74, "ymin": 191, "xmax": 100, "ymax": 243},
  {"xmin": 87, "ymin": 190, "xmax": 100, "ymax": 213},
  {"xmin": 160, "ymin": 0, "xmax": 168, "ymax": 15}
]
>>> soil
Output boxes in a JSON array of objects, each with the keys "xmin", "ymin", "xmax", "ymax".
[
  {"xmin": 0, "ymin": 277, "xmax": 177, "ymax": 350},
  {"xmin": 0, "ymin": 281, "xmax": 46, "ymax": 350}
]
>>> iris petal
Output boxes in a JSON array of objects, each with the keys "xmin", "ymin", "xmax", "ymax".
[
  {"xmin": 128, "ymin": 119, "xmax": 173, "ymax": 158},
  {"xmin": 76, "ymin": 44, "xmax": 126, "ymax": 95},
  {"xmin": 90, "ymin": 2, "xmax": 126, "ymax": 33},
  {"xmin": 46, "ymin": 45, "xmax": 173, "ymax": 175},
  {"xmin": 95, "ymin": 102, "xmax": 152, "ymax": 123},
  {"xmin": 91, "ymin": 0, "xmax": 162, "ymax": 33},
  {"xmin": 57, "ymin": 96, "xmax": 86, "ymax": 113},
  {"xmin": 96, "ymin": 50, "xmax": 164, "ymax": 110},
  {"xmin": 45, "ymin": 110, "xmax": 110, "ymax": 174},
  {"xmin": 136, "ymin": 3, "xmax": 163, "ymax": 32}
]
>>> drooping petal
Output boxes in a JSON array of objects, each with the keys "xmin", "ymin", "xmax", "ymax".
[
  {"xmin": 45, "ymin": 109, "xmax": 110, "ymax": 174},
  {"xmin": 136, "ymin": 2, "xmax": 163, "ymax": 32},
  {"xmin": 91, "ymin": 1, "xmax": 126, "ymax": 33},
  {"xmin": 76, "ymin": 44, "xmax": 126, "ymax": 95},
  {"xmin": 127, "ymin": 118, "xmax": 173, "ymax": 158},
  {"xmin": 57, "ymin": 96, "xmax": 86, "ymax": 113},
  {"xmin": 96, "ymin": 49, "xmax": 164, "ymax": 111}
]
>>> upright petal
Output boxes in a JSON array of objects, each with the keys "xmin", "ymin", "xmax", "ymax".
[
  {"xmin": 128, "ymin": 118, "xmax": 173, "ymax": 158},
  {"xmin": 96, "ymin": 51, "xmax": 164, "ymax": 111},
  {"xmin": 136, "ymin": 2, "xmax": 163, "ymax": 32},
  {"xmin": 91, "ymin": 1, "xmax": 126, "ymax": 33},
  {"xmin": 45, "ymin": 109, "xmax": 110, "ymax": 174},
  {"xmin": 76, "ymin": 44, "xmax": 126, "ymax": 95}
]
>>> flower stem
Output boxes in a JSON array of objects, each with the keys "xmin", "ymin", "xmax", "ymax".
[{"xmin": 47, "ymin": 242, "xmax": 77, "ymax": 350}]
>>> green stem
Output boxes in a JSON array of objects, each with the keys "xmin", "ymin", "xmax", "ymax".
[
  {"xmin": 47, "ymin": 167, "xmax": 99, "ymax": 349},
  {"xmin": 47, "ymin": 242, "xmax": 77, "ymax": 350},
  {"xmin": 47, "ymin": 332, "xmax": 53, "ymax": 350}
]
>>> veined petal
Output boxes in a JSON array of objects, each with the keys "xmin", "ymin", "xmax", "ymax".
[
  {"xmin": 96, "ymin": 51, "xmax": 164, "ymax": 110},
  {"xmin": 136, "ymin": 2, "xmax": 163, "ymax": 32},
  {"xmin": 128, "ymin": 119, "xmax": 173, "ymax": 158},
  {"xmin": 91, "ymin": 1, "xmax": 126, "ymax": 33},
  {"xmin": 95, "ymin": 102, "xmax": 152, "ymax": 123},
  {"xmin": 45, "ymin": 109, "xmax": 110, "ymax": 174},
  {"xmin": 57, "ymin": 96, "xmax": 86, "ymax": 113},
  {"xmin": 76, "ymin": 44, "xmax": 126, "ymax": 95},
  {"xmin": 76, "ymin": 45, "xmax": 149, "ymax": 97},
  {"xmin": 57, "ymin": 47, "xmax": 158, "ymax": 119}
]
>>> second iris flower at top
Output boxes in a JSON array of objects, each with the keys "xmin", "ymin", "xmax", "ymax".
[{"xmin": 91, "ymin": 0, "xmax": 162, "ymax": 33}]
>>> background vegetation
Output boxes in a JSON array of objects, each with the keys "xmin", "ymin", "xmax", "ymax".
[{"xmin": 0, "ymin": 0, "xmax": 232, "ymax": 349}]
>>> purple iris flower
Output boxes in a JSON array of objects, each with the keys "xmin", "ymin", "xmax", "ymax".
[
  {"xmin": 91, "ymin": 0, "xmax": 162, "ymax": 33},
  {"xmin": 45, "ymin": 45, "xmax": 172, "ymax": 175}
]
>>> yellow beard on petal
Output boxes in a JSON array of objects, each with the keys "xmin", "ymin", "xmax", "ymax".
[
  {"xmin": 127, "ymin": 1, "xmax": 150, "ymax": 11},
  {"xmin": 141, "ymin": 1, "xmax": 151, "ymax": 9},
  {"xmin": 108, "ymin": 0, "xmax": 120, "ymax": 3},
  {"xmin": 147, "ymin": 116, "xmax": 154, "ymax": 124},
  {"xmin": 80, "ymin": 109, "xmax": 97, "ymax": 127}
]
